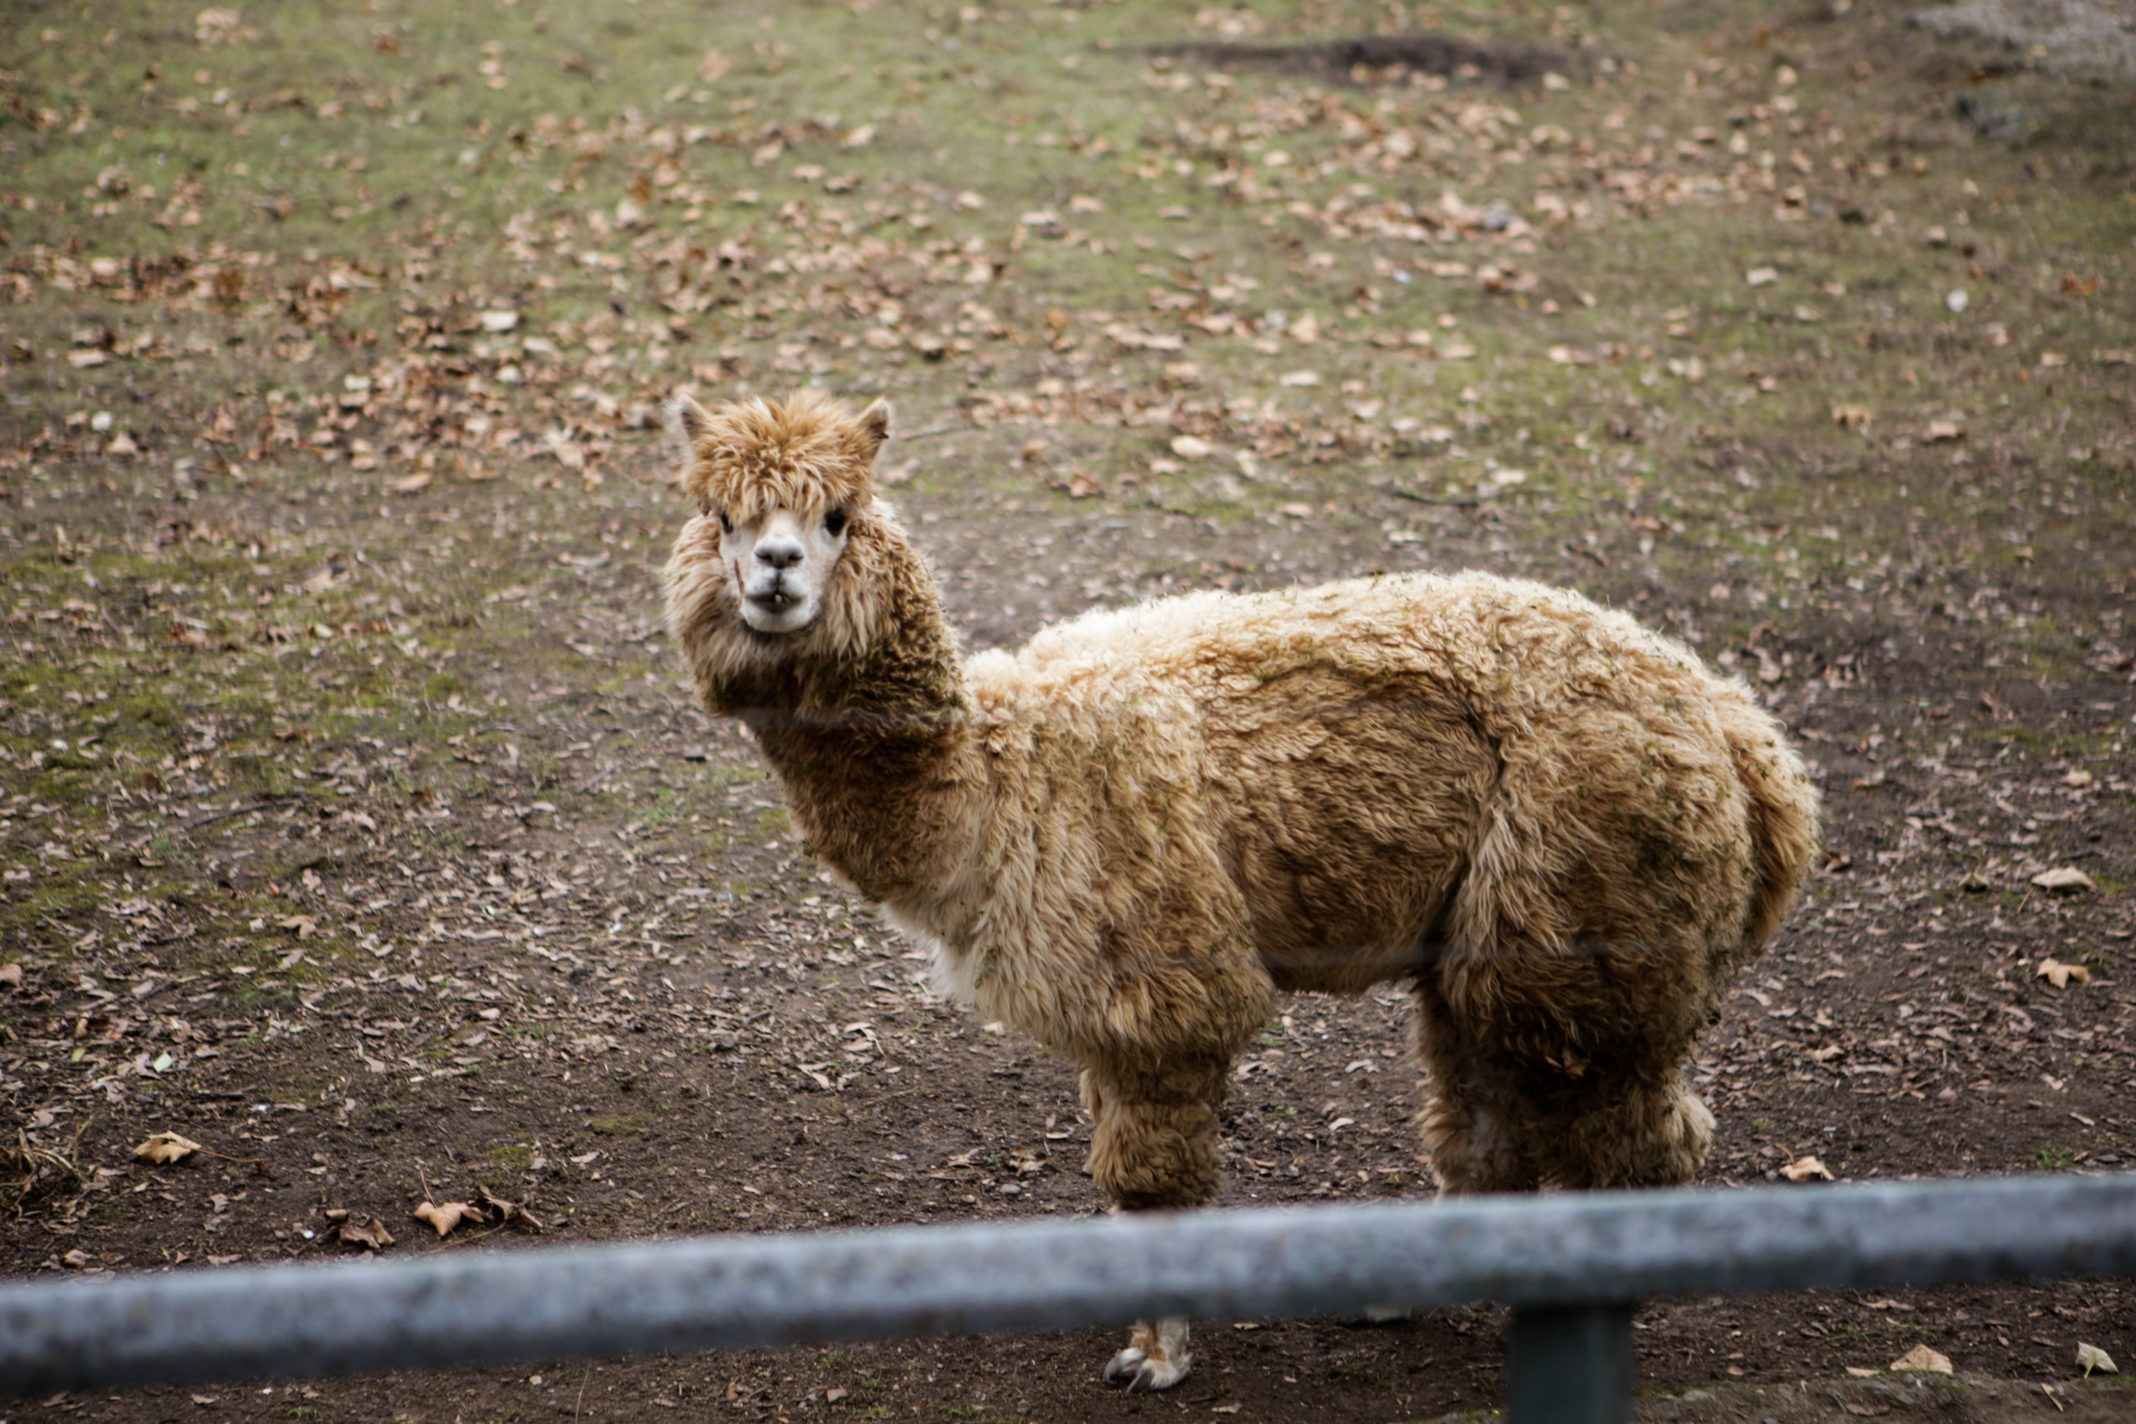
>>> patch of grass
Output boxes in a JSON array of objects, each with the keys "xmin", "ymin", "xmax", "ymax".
[
  {"xmin": 588, "ymin": 1113, "xmax": 648, "ymax": 1138},
  {"xmin": 484, "ymin": 1141, "xmax": 537, "ymax": 1170},
  {"xmin": 633, "ymin": 786, "xmax": 683, "ymax": 830},
  {"xmin": 2035, "ymin": 1144, "xmax": 2080, "ymax": 1171}
]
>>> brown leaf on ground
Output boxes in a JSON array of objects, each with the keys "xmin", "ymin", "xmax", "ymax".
[
  {"xmin": 412, "ymin": 1200, "xmax": 478, "ymax": 1237},
  {"xmin": 336, "ymin": 1215, "xmax": 395, "ymax": 1250},
  {"xmin": 474, "ymin": 1185, "xmax": 546, "ymax": 1231},
  {"xmin": 2035, "ymin": 957, "xmax": 2092, "ymax": 989},
  {"xmin": 2029, "ymin": 866, "xmax": 2096, "ymax": 893},
  {"xmin": 1889, "ymin": 1343, "xmax": 1953, "ymax": 1373},
  {"xmin": 134, "ymin": 1131, "xmax": 204, "ymax": 1165},
  {"xmin": 1779, "ymin": 1154, "xmax": 1833, "ymax": 1182}
]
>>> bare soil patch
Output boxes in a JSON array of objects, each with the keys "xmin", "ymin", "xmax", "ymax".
[{"xmin": 1150, "ymin": 34, "xmax": 1567, "ymax": 87}]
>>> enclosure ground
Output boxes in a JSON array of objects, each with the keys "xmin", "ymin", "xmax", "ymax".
[{"xmin": 2, "ymin": 0, "xmax": 2132, "ymax": 1420}]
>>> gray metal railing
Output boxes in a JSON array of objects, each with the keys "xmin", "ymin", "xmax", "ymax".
[{"xmin": 4, "ymin": 1174, "xmax": 2132, "ymax": 1423}]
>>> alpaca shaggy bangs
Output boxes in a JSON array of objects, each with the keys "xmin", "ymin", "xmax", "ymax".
[{"xmin": 676, "ymin": 391, "xmax": 878, "ymax": 521}]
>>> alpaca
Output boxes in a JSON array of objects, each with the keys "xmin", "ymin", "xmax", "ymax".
[{"xmin": 661, "ymin": 390, "xmax": 1821, "ymax": 1392}]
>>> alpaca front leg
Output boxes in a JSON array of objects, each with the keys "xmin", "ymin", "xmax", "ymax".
[
  {"xmin": 1102, "ymin": 1316, "xmax": 1192, "ymax": 1394},
  {"xmin": 1081, "ymin": 1066, "xmax": 1225, "ymax": 1392}
]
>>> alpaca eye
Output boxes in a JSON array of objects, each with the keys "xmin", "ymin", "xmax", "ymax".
[
  {"xmin": 824, "ymin": 509, "xmax": 848, "ymax": 537},
  {"xmin": 718, "ymin": 512, "xmax": 733, "ymax": 535}
]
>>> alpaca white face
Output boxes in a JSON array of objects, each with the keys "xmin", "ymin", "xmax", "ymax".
[{"xmin": 719, "ymin": 504, "xmax": 853, "ymax": 635}]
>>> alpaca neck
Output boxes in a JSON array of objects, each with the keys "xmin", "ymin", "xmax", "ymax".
[{"xmin": 744, "ymin": 533, "xmax": 980, "ymax": 907}]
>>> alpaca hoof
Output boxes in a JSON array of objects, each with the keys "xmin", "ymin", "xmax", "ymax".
[{"xmin": 1105, "ymin": 1345, "xmax": 1191, "ymax": 1393}]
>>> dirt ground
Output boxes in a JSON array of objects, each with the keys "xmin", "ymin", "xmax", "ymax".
[{"xmin": 2, "ymin": 0, "xmax": 2132, "ymax": 1420}]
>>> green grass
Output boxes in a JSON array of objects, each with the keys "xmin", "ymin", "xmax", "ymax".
[{"xmin": 5, "ymin": 1, "xmax": 2127, "ymax": 581}]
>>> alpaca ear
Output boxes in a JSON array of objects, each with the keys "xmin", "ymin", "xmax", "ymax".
[
  {"xmin": 666, "ymin": 393, "xmax": 713, "ymax": 450},
  {"xmin": 857, "ymin": 400, "xmax": 892, "ymax": 461}
]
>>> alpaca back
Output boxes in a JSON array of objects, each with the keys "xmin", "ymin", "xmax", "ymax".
[{"xmin": 957, "ymin": 570, "xmax": 1814, "ymax": 1010}]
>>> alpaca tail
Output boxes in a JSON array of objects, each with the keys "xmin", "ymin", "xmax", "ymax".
[{"xmin": 1714, "ymin": 684, "xmax": 1822, "ymax": 948}]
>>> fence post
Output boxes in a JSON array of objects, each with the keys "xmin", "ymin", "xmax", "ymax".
[{"xmin": 1505, "ymin": 1303, "xmax": 1634, "ymax": 1424}]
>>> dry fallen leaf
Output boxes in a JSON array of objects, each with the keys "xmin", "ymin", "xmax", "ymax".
[
  {"xmin": 1889, "ymin": 1343, "xmax": 1953, "ymax": 1374},
  {"xmin": 2029, "ymin": 866, "xmax": 2096, "ymax": 893},
  {"xmin": 475, "ymin": 1185, "xmax": 546, "ymax": 1231},
  {"xmin": 2076, "ymin": 1342, "xmax": 2117, "ymax": 1377},
  {"xmin": 413, "ymin": 1200, "xmax": 478, "ymax": 1238},
  {"xmin": 1780, "ymin": 1154, "xmax": 1833, "ymax": 1182},
  {"xmin": 1843, "ymin": 1365, "xmax": 1880, "ymax": 1378},
  {"xmin": 135, "ymin": 1131, "xmax": 205, "ymax": 1165},
  {"xmin": 2035, "ymin": 957, "xmax": 2092, "ymax": 990},
  {"xmin": 0, "ymin": 961, "xmax": 22, "ymax": 989},
  {"xmin": 1831, "ymin": 403, "xmax": 1873, "ymax": 430},
  {"xmin": 336, "ymin": 1215, "xmax": 395, "ymax": 1251}
]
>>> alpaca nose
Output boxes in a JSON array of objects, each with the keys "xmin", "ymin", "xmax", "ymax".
[{"xmin": 755, "ymin": 539, "xmax": 805, "ymax": 571}]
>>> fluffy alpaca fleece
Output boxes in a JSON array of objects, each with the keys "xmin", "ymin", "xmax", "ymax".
[{"xmin": 663, "ymin": 391, "xmax": 1821, "ymax": 1387}]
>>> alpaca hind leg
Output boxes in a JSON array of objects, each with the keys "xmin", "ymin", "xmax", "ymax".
[
  {"xmin": 1081, "ymin": 1065, "xmax": 1224, "ymax": 1392},
  {"xmin": 1411, "ymin": 981, "xmax": 1541, "ymax": 1196},
  {"xmin": 1533, "ymin": 1072, "xmax": 1715, "ymax": 1190},
  {"xmin": 1417, "ymin": 1085, "xmax": 1540, "ymax": 1196}
]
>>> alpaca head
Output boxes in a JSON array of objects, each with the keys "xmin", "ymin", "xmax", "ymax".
[{"xmin": 667, "ymin": 389, "xmax": 891, "ymax": 638}]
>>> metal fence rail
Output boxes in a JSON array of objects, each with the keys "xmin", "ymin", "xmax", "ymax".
[{"xmin": 4, "ymin": 1174, "xmax": 2133, "ymax": 1422}]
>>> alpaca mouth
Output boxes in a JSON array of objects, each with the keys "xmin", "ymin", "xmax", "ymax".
[{"xmin": 741, "ymin": 580, "xmax": 815, "ymax": 632}]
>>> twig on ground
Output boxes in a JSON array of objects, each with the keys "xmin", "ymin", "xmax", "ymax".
[
  {"xmin": 182, "ymin": 797, "xmax": 292, "ymax": 832},
  {"xmin": 1382, "ymin": 486, "xmax": 1480, "ymax": 508}
]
